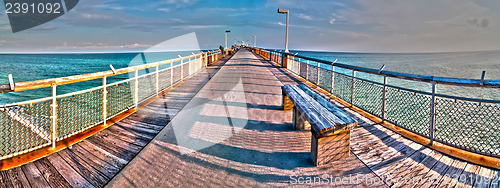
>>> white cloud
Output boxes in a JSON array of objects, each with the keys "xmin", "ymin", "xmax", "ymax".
[
  {"xmin": 158, "ymin": 8, "xmax": 171, "ymax": 12},
  {"xmin": 205, "ymin": 8, "xmax": 248, "ymax": 12},
  {"xmin": 265, "ymin": 0, "xmax": 309, "ymax": 9},
  {"xmin": 331, "ymin": 13, "xmax": 343, "ymax": 19},
  {"xmin": 318, "ymin": 0, "xmax": 499, "ymax": 52},
  {"xmin": 170, "ymin": 25, "xmax": 226, "ymax": 29},
  {"xmin": 55, "ymin": 42, "xmax": 153, "ymax": 49},
  {"xmin": 337, "ymin": 0, "xmax": 487, "ymax": 30},
  {"xmin": 164, "ymin": 0, "xmax": 200, "ymax": 9},
  {"xmin": 297, "ymin": 13, "xmax": 313, "ymax": 21},
  {"xmin": 276, "ymin": 22, "xmax": 314, "ymax": 29}
]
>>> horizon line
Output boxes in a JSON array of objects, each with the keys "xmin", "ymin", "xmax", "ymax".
[{"xmin": 0, "ymin": 47, "xmax": 499, "ymax": 55}]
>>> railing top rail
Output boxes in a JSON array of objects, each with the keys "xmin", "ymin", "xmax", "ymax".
[
  {"xmin": 0, "ymin": 50, "xmax": 222, "ymax": 93},
  {"xmin": 254, "ymin": 47, "xmax": 500, "ymax": 88}
]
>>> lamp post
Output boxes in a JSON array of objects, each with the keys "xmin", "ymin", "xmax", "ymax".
[
  {"xmin": 225, "ymin": 30, "xmax": 230, "ymax": 49},
  {"xmin": 252, "ymin": 35, "xmax": 256, "ymax": 47},
  {"xmin": 277, "ymin": 8, "xmax": 289, "ymax": 53}
]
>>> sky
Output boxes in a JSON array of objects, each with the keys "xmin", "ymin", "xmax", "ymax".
[{"xmin": 0, "ymin": 0, "xmax": 500, "ymax": 53}]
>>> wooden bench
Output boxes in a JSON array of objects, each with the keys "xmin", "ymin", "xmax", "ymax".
[{"xmin": 282, "ymin": 84, "xmax": 358, "ymax": 166}]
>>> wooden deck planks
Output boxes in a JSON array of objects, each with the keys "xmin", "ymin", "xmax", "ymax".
[
  {"xmin": 76, "ymin": 140, "xmax": 128, "ymax": 168},
  {"xmin": 475, "ymin": 166, "xmax": 495, "ymax": 188},
  {"xmin": 456, "ymin": 163, "xmax": 481, "ymax": 188},
  {"xmin": 371, "ymin": 142, "xmax": 423, "ymax": 175},
  {"xmin": 93, "ymin": 129, "xmax": 148, "ymax": 149},
  {"xmin": 351, "ymin": 133, "xmax": 402, "ymax": 158},
  {"xmin": 381, "ymin": 147, "xmax": 435, "ymax": 181},
  {"xmin": 46, "ymin": 152, "xmax": 95, "ymax": 188},
  {"xmin": 413, "ymin": 154, "xmax": 455, "ymax": 187},
  {"xmin": 21, "ymin": 162, "xmax": 51, "ymax": 187},
  {"xmin": 100, "ymin": 126, "xmax": 152, "ymax": 147},
  {"xmin": 490, "ymin": 170, "xmax": 500, "ymax": 188},
  {"xmin": 391, "ymin": 148, "xmax": 444, "ymax": 187},
  {"xmin": 57, "ymin": 150, "xmax": 110, "ymax": 187},
  {"xmin": 105, "ymin": 122, "xmax": 156, "ymax": 141},
  {"xmin": 5, "ymin": 167, "xmax": 31, "ymax": 188},
  {"xmin": 65, "ymin": 147, "xmax": 120, "ymax": 179},
  {"xmin": 363, "ymin": 136, "xmax": 416, "ymax": 168},
  {"xmin": 33, "ymin": 158, "xmax": 72, "ymax": 188},
  {"xmin": 434, "ymin": 158, "xmax": 468, "ymax": 188},
  {"xmin": 0, "ymin": 168, "xmax": 13, "ymax": 187},
  {"xmin": 85, "ymin": 136, "xmax": 139, "ymax": 162},
  {"xmin": 350, "ymin": 124, "xmax": 397, "ymax": 149}
]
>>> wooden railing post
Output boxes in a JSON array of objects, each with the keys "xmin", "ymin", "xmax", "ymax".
[{"xmin": 51, "ymin": 84, "xmax": 57, "ymax": 149}]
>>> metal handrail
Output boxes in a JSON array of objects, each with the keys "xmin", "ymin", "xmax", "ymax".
[
  {"xmin": 333, "ymin": 71, "xmax": 500, "ymax": 103},
  {"xmin": 271, "ymin": 50, "xmax": 500, "ymax": 88},
  {"xmin": 0, "ymin": 50, "xmax": 222, "ymax": 93}
]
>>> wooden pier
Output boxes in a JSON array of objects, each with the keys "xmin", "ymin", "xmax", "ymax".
[{"xmin": 1, "ymin": 49, "xmax": 499, "ymax": 187}]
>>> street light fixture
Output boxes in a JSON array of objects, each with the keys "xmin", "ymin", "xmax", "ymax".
[
  {"xmin": 252, "ymin": 35, "xmax": 256, "ymax": 47},
  {"xmin": 225, "ymin": 30, "xmax": 230, "ymax": 49},
  {"xmin": 277, "ymin": 8, "xmax": 289, "ymax": 53}
]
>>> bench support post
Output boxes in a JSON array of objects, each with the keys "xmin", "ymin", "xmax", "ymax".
[
  {"xmin": 311, "ymin": 130, "xmax": 351, "ymax": 166},
  {"xmin": 293, "ymin": 107, "xmax": 310, "ymax": 130},
  {"xmin": 282, "ymin": 94, "xmax": 294, "ymax": 110}
]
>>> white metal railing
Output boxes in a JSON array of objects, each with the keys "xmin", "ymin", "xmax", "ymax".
[
  {"xmin": 0, "ymin": 50, "xmax": 225, "ymax": 160},
  {"xmin": 251, "ymin": 47, "xmax": 500, "ymax": 158}
]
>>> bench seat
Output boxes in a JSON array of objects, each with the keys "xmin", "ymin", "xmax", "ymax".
[{"xmin": 282, "ymin": 84, "xmax": 357, "ymax": 166}]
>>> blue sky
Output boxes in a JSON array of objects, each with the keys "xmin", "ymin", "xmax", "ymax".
[{"xmin": 0, "ymin": 0, "xmax": 499, "ymax": 53}]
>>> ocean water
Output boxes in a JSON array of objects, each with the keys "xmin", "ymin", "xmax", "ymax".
[
  {"xmin": 0, "ymin": 51, "xmax": 201, "ymax": 104},
  {"xmin": 289, "ymin": 50, "xmax": 500, "ymax": 101},
  {"xmin": 1, "ymin": 50, "xmax": 499, "ymax": 104}
]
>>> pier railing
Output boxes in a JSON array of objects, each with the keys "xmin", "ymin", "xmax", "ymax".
[
  {"xmin": 0, "ymin": 50, "xmax": 225, "ymax": 161},
  {"xmin": 250, "ymin": 47, "xmax": 500, "ymax": 159}
]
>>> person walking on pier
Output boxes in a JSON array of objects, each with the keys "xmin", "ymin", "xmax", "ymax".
[{"xmin": 220, "ymin": 45, "xmax": 225, "ymax": 56}]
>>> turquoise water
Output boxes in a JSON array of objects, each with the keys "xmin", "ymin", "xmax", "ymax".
[
  {"xmin": 0, "ymin": 51, "xmax": 200, "ymax": 104},
  {"xmin": 289, "ymin": 50, "xmax": 500, "ymax": 100}
]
